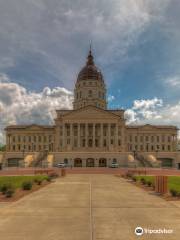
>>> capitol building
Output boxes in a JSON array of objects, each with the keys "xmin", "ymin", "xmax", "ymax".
[{"xmin": 3, "ymin": 49, "xmax": 180, "ymax": 169}]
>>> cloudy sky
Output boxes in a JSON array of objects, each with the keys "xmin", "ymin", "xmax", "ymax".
[{"xmin": 0, "ymin": 0, "xmax": 180, "ymax": 143}]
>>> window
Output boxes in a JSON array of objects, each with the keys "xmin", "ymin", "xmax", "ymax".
[
  {"xmin": 168, "ymin": 136, "xmax": 171, "ymax": 142},
  {"xmin": 88, "ymin": 90, "xmax": 92, "ymax": 97},
  {"xmin": 157, "ymin": 136, "xmax": 159, "ymax": 142},
  {"xmin": 140, "ymin": 136, "xmax": 143, "ymax": 142},
  {"xmin": 29, "ymin": 136, "xmax": 31, "ymax": 142},
  {"xmin": 74, "ymin": 139, "xmax": 77, "ymax": 147},
  {"xmin": 34, "ymin": 136, "xmax": 36, "ymax": 142},
  {"xmin": 103, "ymin": 139, "xmax": 106, "ymax": 147},
  {"xmin": 151, "ymin": 136, "xmax": 154, "ymax": 142},
  {"xmin": 146, "ymin": 136, "xmax": 149, "ymax": 141},
  {"xmin": 38, "ymin": 136, "xmax": 41, "ymax": 142},
  {"xmin": 135, "ymin": 136, "xmax": 138, "ymax": 142},
  {"xmin": 64, "ymin": 159, "xmax": 68, "ymax": 164},
  {"xmin": 118, "ymin": 140, "xmax": 121, "ymax": 146},
  {"xmin": 168, "ymin": 145, "xmax": 171, "ymax": 151},
  {"xmin": 111, "ymin": 139, "xmax": 114, "ymax": 144},
  {"xmin": 112, "ymin": 158, "xmax": 117, "ymax": 163},
  {"xmin": 83, "ymin": 139, "xmax": 86, "ymax": 147}
]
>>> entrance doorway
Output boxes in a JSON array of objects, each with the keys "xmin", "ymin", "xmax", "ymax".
[
  {"xmin": 178, "ymin": 163, "xmax": 180, "ymax": 170},
  {"xmin": 7, "ymin": 158, "xmax": 20, "ymax": 167},
  {"xmin": 99, "ymin": 158, "xmax": 107, "ymax": 167},
  {"xmin": 74, "ymin": 158, "xmax": 82, "ymax": 167},
  {"xmin": 86, "ymin": 158, "xmax": 95, "ymax": 167}
]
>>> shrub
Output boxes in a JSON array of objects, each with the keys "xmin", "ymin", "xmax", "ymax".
[
  {"xmin": 126, "ymin": 172, "xmax": 133, "ymax": 179},
  {"xmin": 48, "ymin": 172, "xmax": 59, "ymax": 179},
  {"xmin": 46, "ymin": 176, "xmax": 52, "ymax": 182},
  {"xmin": 22, "ymin": 181, "xmax": 33, "ymax": 190},
  {"xmin": 170, "ymin": 189, "xmax": 178, "ymax": 197},
  {"xmin": 5, "ymin": 189, "xmax": 15, "ymax": 198},
  {"xmin": 34, "ymin": 179, "xmax": 42, "ymax": 185},
  {"xmin": 132, "ymin": 176, "xmax": 137, "ymax": 182},
  {"xmin": 147, "ymin": 181, "xmax": 152, "ymax": 187},
  {"xmin": 140, "ymin": 178, "xmax": 146, "ymax": 185},
  {"xmin": 1, "ymin": 183, "xmax": 13, "ymax": 194}
]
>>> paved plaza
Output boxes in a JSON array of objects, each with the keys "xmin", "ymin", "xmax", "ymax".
[{"xmin": 0, "ymin": 174, "xmax": 180, "ymax": 239}]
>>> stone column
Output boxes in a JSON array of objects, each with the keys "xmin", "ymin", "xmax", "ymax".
[
  {"xmin": 115, "ymin": 124, "xmax": 118, "ymax": 148},
  {"xmin": 85, "ymin": 123, "xmax": 88, "ymax": 148},
  {"xmin": 108, "ymin": 124, "xmax": 111, "ymax": 149},
  {"xmin": 93, "ymin": 124, "xmax": 95, "ymax": 147},
  {"xmin": 121, "ymin": 126, "xmax": 125, "ymax": 151},
  {"xmin": 55, "ymin": 126, "xmax": 60, "ymax": 152},
  {"xmin": 78, "ymin": 124, "xmax": 80, "ymax": 148},
  {"xmin": 70, "ymin": 123, "xmax": 73, "ymax": 150},
  {"xmin": 62, "ymin": 124, "xmax": 65, "ymax": 149},
  {"xmin": 100, "ymin": 124, "xmax": 103, "ymax": 148}
]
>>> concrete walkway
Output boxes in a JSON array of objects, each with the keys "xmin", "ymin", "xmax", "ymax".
[{"xmin": 0, "ymin": 174, "xmax": 180, "ymax": 239}]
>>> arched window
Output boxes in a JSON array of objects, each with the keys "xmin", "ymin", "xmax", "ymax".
[{"xmin": 88, "ymin": 90, "xmax": 92, "ymax": 97}]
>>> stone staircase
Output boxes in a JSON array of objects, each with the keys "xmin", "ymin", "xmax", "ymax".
[
  {"xmin": 136, "ymin": 155, "xmax": 153, "ymax": 167},
  {"xmin": 30, "ymin": 151, "xmax": 48, "ymax": 167}
]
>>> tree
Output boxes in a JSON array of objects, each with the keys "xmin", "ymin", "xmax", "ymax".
[{"xmin": 0, "ymin": 145, "xmax": 6, "ymax": 152}]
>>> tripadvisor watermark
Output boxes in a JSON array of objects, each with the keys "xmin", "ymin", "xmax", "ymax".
[{"xmin": 135, "ymin": 226, "xmax": 173, "ymax": 236}]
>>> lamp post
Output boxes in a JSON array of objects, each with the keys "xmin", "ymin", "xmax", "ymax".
[{"xmin": 133, "ymin": 150, "xmax": 137, "ymax": 169}]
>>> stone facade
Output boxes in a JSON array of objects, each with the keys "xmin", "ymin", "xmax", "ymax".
[{"xmin": 4, "ymin": 49, "xmax": 180, "ymax": 168}]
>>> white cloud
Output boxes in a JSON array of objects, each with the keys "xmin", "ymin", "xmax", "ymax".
[
  {"xmin": 166, "ymin": 76, "xmax": 180, "ymax": 88},
  {"xmin": 0, "ymin": 73, "xmax": 10, "ymax": 83},
  {"xmin": 0, "ymin": 75, "xmax": 73, "ymax": 144},
  {"xmin": 0, "ymin": 0, "xmax": 171, "ymax": 87},
  {"xmin": 125, "ymin": 98, "xmax": 180, "ymax": 133},
  {"xmin": 108, "ymin": 95, "xmax": 115, "ymax": 102}
]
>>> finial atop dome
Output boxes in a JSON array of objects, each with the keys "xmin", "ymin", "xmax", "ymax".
[{"xmin": 86, "ymin": 43, "xmax": 94, "ymax": 66}]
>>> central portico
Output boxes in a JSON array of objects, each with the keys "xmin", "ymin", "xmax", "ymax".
[{"xmin": 55, "ymin": 105, "xmax": 126, "ymax": 152}]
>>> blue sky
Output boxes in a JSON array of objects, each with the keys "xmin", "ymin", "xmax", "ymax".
[{"xmin": 0, "ymin": 0, "xmax": 180, "ymax": 143}]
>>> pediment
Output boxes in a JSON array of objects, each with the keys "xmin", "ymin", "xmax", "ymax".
[
  {"xmin": 27, "ymin": 125, "xmax": 44, "ymax": 130},
  {"xmin": 141, "ymin": 124, "xmax": 155, "ymax": 130},
  {"xmin": 62, "ymin": 106, "xmax": 120, "ymax": 120}
]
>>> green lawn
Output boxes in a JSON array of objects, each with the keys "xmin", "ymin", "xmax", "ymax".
[
  {"xmin": 0, "ymin": 175, "xmax": 48, "ymax": 189},
  {"xmin": 135, "ymin": 175, "xmax": 180, "ymax": 192}
]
